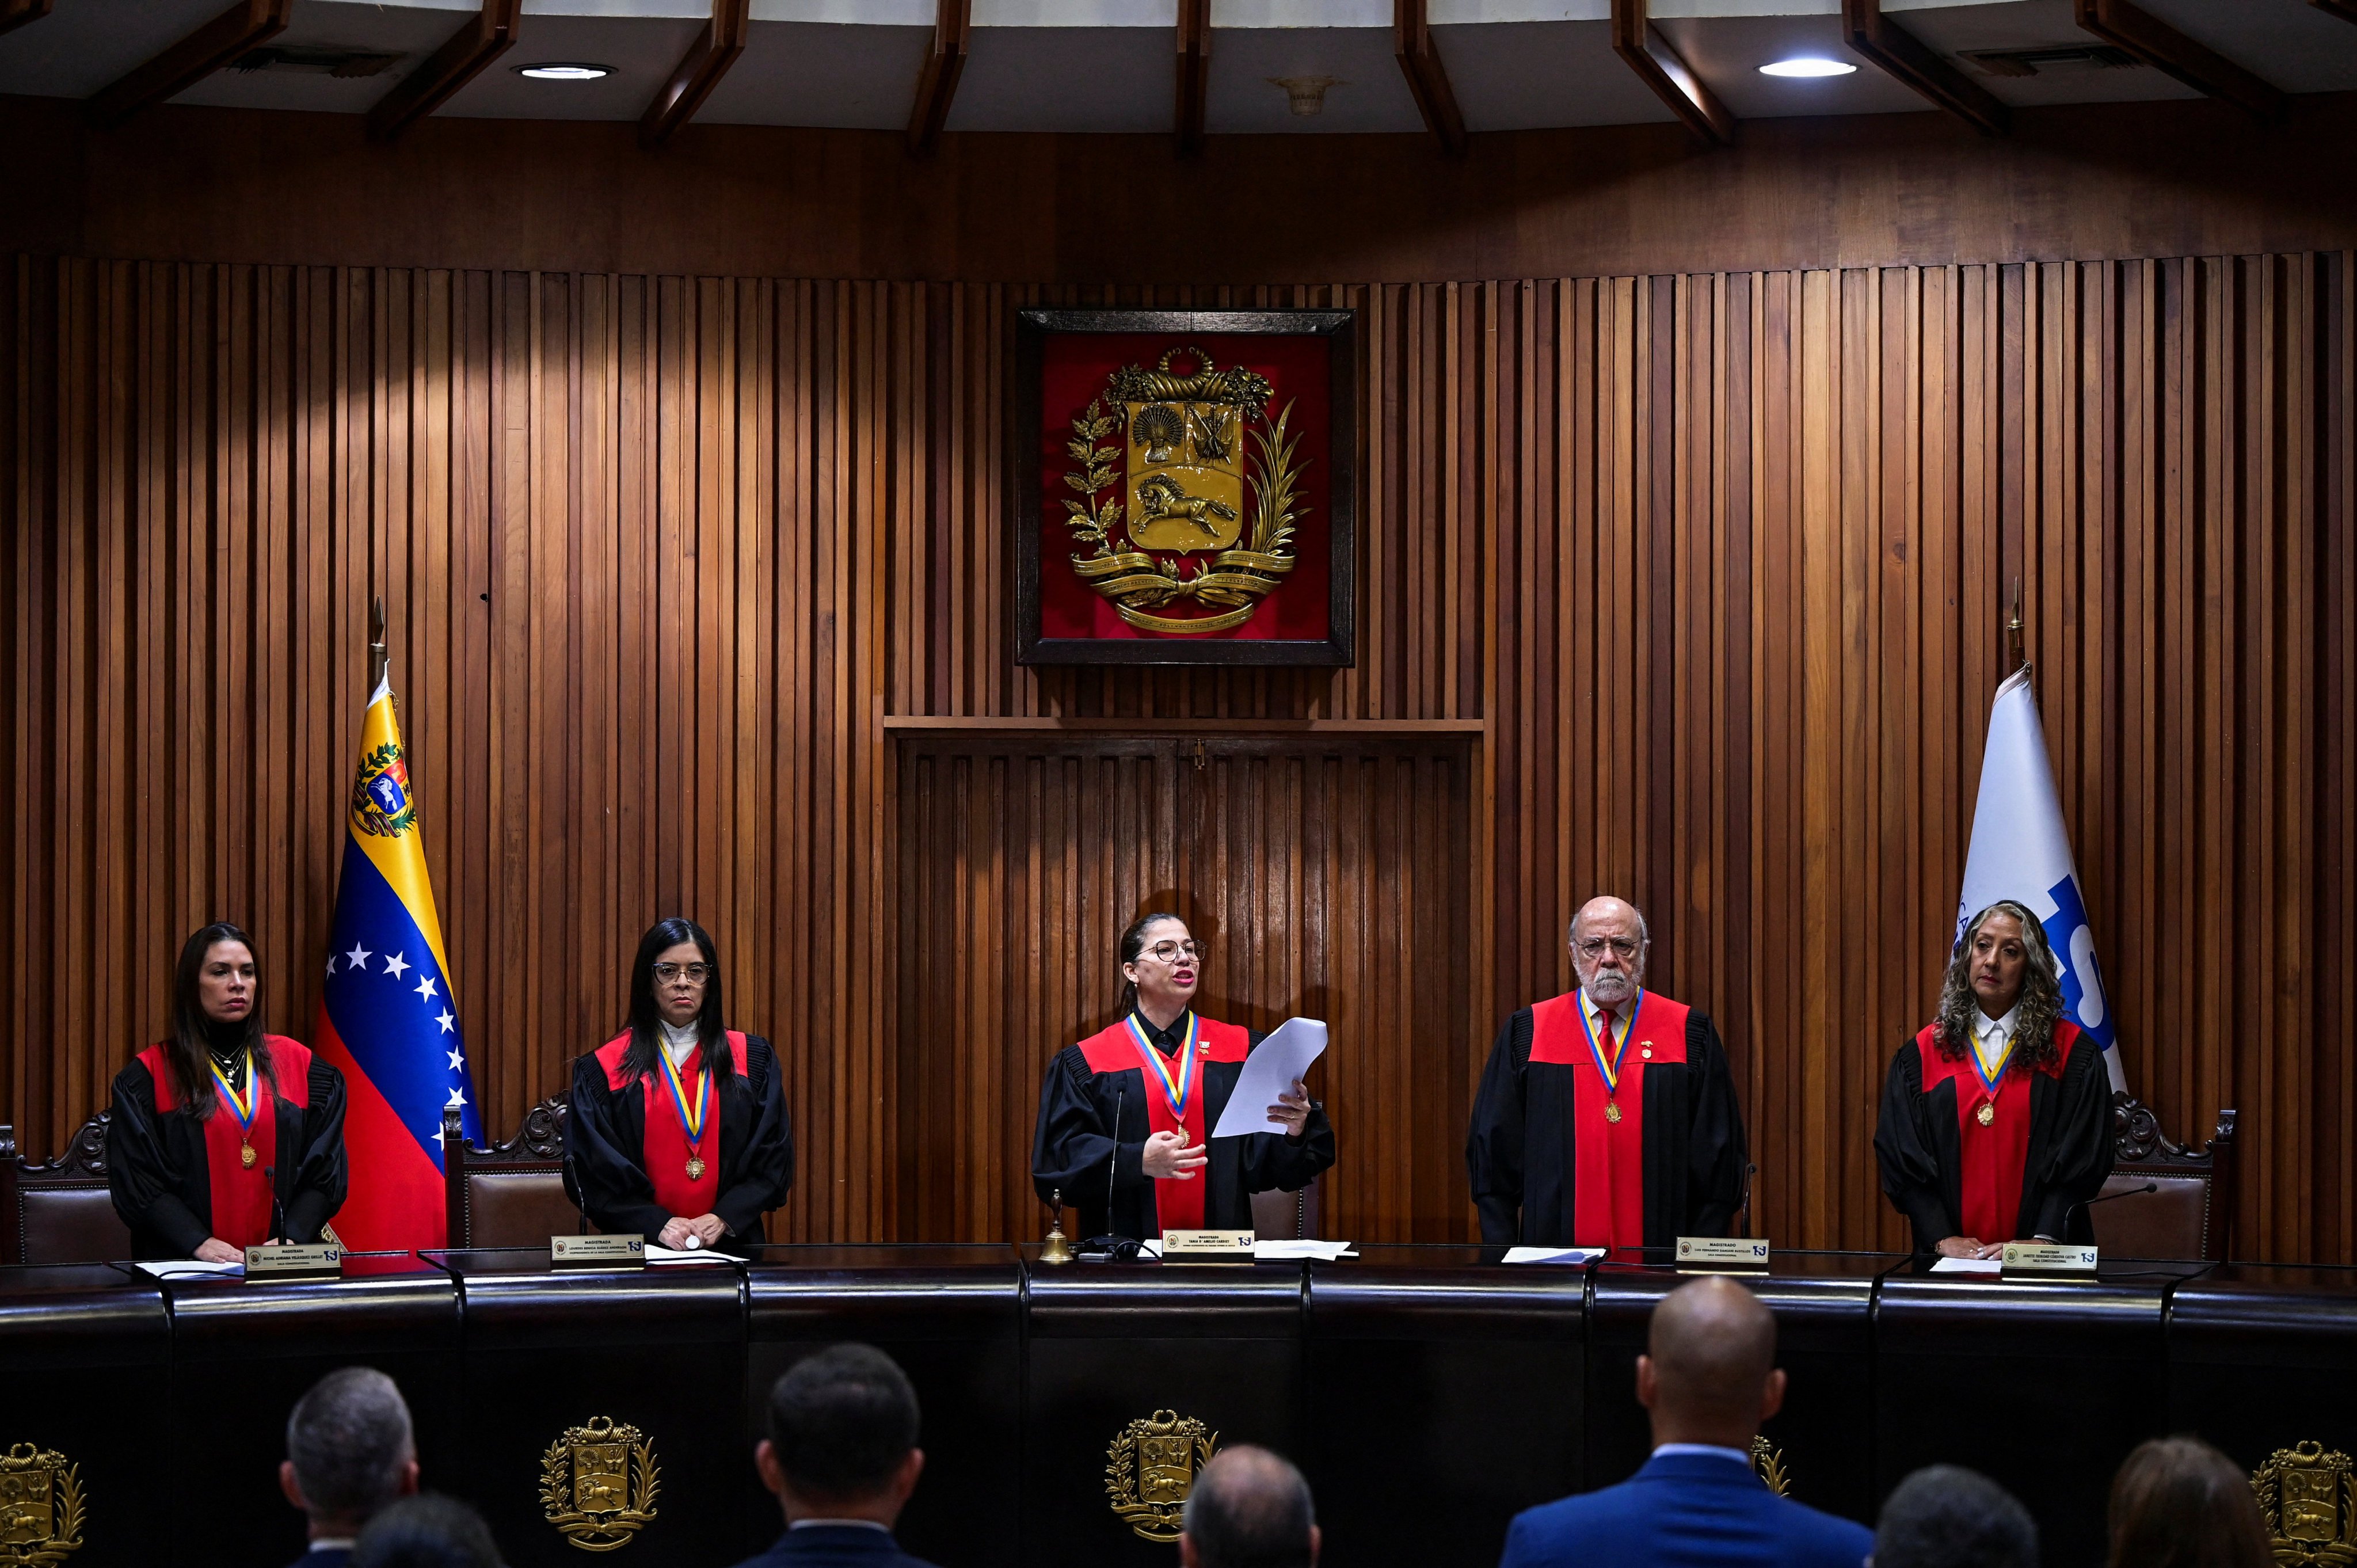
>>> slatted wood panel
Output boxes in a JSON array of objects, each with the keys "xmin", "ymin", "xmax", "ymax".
[
  {"xmin": 2, "ymin": 252, "xmax": 2349, "ymax": 1257},
  {"xmin": 892, "ymin": 734, "xmax": 1476, "ymax": 1244}
]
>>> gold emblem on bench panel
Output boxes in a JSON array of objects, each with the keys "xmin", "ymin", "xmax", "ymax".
[
  {"xmin": 0, "ymin": 1444, "xmax": 85, "ymax": 1566},
  {"xmin": 2253, "ymin": 1442, "xmax": 2356, "ymax": 1566},
  {"xmin": 540, "ymin": 1416, "xmax": 660, "ymax": 1552},
  {"xmin": 1750, "ymin": 1435, "xmax": 1792, "ymax": 1497},
  {"xmin": 1105, "ymin": 1409, "xmax": 1220, "ymax": 1541}
]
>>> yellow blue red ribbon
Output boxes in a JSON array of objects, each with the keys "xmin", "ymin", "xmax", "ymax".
[
  {"xmin": 1970, "ymin": 1033, "xmax": 2016, "ymax": 1094},
  {"xmin": 1577, "ymin": 991, "xmax": 1643, "ymax": 1095},
  {"xmin": 1126, "ymin": 1012, "xmax": 1200, "ymax": 1126},
  {"xmin": 658, "ymin": 1047, "xmax": 710, "ymax": 1148},
  {"xmin": 209, "ymin": 1052, "xmax": 258, "ymax": 1136}
]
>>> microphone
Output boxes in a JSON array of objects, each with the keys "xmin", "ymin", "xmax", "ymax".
[
  {"xmin": 2061, "ymin": 1181, "xmax": 2158, "ymax": 1242},
  {"xmin": 1105, "ymin": 1080, "xmax": 1127, "ymax": 1242},
  {"xmin": 264, "ymin": 1165, "xmax": 285, "ymax": 1246}
]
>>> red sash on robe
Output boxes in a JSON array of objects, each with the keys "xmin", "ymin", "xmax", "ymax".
[
  {"xmin": 1077, "ymin": 1014, "xmax": 1252, "ymax": 1236},
  {"xmin": 139, "ymin": 1036, "xmax": 314, "ymax": 1250},
  {"xmin": 1916, "ymin": 1021, "xmax": 2076, "ymax": 1243},
  {"xmin": 596, "ymin": 1030, "xmax": 749, "ymax": 1221},
  {"xmin": 1529, "ymin": 990, "xmax": 1690, "ymax": 1250}
]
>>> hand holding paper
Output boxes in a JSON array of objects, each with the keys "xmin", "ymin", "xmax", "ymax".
[{"xmin": 1210, "ymin": 1018, "xmax": 1327, "ymax": 1139}]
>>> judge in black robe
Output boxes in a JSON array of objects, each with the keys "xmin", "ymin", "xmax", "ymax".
[
  {"xmin": 108, "ymin": 922, "xmax": 348, "ymax": 1261},
  {"xmin": 1875, "ymin": 900, "xmax": 2115, "ymax": 1257},
  {"xmin": 1031, "ymin": 914, "xmax": 1334, "ymax": 1240},
  {"xmin": 1466, "ymin": 897, "xmax": 1747, "ymax": 1250},
  {"xmin": 565, "ymin": 918, "xmax": 794, "ymax": 1253}
]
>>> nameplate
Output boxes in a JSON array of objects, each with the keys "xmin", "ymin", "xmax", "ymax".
[
  {"xmin": 1676, "ymin": 1237, "xmax": 1771, "ymax": 1274},
  {"xmin": 2000, "ymin": 1242, "xmax": 2098, "ymax": 1280},
  {"xmin": 551, "ymin": 1235, "xmax": 645, "ymax": 1268},
  {"xmin": 1159, "ymin": 1230, "xmax": 1256, "ymax": 1263},
  {"xmin": 243, "ymin": 1243, "xmax": 342, "ymax": 1279}
]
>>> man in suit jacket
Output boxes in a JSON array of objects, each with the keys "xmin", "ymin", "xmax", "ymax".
[
  {"xmin": 728, "ymin": 1343, "xmax": 941, "ymax": 1568},
  {"xmin": 1181, "ymin": 1446, "xmax": 1321, "ymax": 1568},
  {"xmin": 1498, "ymin": 1276, "xmax": 1872, "ymax": 1568},
  {"xmin": 278, "ymin": 1367, "xmax": 421, "ymax": 1568}
]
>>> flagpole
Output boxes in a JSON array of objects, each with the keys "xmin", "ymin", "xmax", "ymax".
[
  {"xmin": 2006, "ymin": 577, "xmax": 2027, "ymax": 679},
  {"xmin": 369, "ymin": 595, "xmax": 389, "ymax": 693}
]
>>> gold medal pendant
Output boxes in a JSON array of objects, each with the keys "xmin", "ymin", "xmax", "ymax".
[
  {"xmin": 1976, "ymin": 1102, "xmax": 1996, "ymax": 1127},
  {"xmin": 686, "ymin": 1157, "xmax": 706, "ymax": 1181},
  {"xmin": 240, "ymin": 1142, "xmax": 257, "ymax": 1169},
  {"xmin": 1605, "ymin": 1101, "xmax": 1623, "ymax": 1124}
]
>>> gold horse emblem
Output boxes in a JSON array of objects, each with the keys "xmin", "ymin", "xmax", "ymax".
[{"xmin": 1104, "ymin": 1410, "xmax": 1219, "ymax": 1542}]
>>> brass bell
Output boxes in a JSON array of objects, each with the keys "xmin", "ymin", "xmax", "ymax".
[{"xmin": 1041, "ymin": 1188, "xmax": 1076, "ymax": 1265}]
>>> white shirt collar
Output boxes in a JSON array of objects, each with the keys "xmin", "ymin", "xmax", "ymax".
[
  {"xmin": 789, "ymin": 1519, "xmax": 892, "ymax": 1532},
  {"xmin": 658, "ymin": 1018, "xmax": 701, "ymax": 1068},
  {"xmin": 1579, "ymin": 988, "xmax": 1637, "ymax": 1037},
  {"xmin": 1651, "ymin": 1443, "xmax": 1756, "ymax": 1466},
  {"xmin": 1975, "ymin": 1004, "xmax": 2020, "ymax": 1040}
]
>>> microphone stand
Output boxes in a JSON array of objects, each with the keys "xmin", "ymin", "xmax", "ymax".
[{"xmin": 2060, "ymin": 1181, "xmax": 2158, "ymax": 1243}]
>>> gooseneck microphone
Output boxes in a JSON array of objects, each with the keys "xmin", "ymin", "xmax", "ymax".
[
  {"xmin": 1105, "ymin": 1080, "xmax": 1127, "ymax": 1242},
  {"xmin": 2060, "ymin": 1181, "xmax": 2158, "ymax": 1242},
  {"xmin": 263, "ymin": 1164, "xmax": 285, "ymax": 1246}
]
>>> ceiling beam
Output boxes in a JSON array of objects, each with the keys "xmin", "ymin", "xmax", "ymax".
[
  {"xmin": 85, "ymin": 0, "xmax": 292, "ymax": 128},
  {"xmin": 1840, "ymin": 0, "xmax": 2008, "ymax": 136},
  {"xmin": 2314, "ymin": 0, "xmax": 2357, "ymax": 24},
  {"xmin": 1175, "ymin": 0, "xmax": 1210, "ymax": 155},
  {"xmin": 641, "ymin": 0, "xmax": 751, "ymax": 149},
  {"xmin": 907, "ymin": 0, "xmax": 971, "ymax": 157},
  {"xmin": 1, "ymin": 0, "xmax": 55, "ymax": 41},
  {"xmin": 2074, "ymin": 0, "xmax": 2284, "ymax": 122},
  {"xmin": 367, "ymin": 0, "xmax": 521, "ymax": 143},
  {"xmin": 1610, "ymin": 0, "xmax": 1733, "ymax": 146},
  {"xmin": 1394, "ymin": 0, "xmax": 1466, "ymax": 156}
]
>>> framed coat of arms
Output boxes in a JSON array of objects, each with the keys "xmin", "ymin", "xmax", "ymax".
[{"xmin": 1014, "ymin": 308, "xmax": 1357, "ymax": 665}]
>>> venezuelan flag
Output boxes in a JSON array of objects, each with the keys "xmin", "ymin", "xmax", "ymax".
[{"xmin": 315, "ymin": 676, "xmax": 483, "ymax": 1251}]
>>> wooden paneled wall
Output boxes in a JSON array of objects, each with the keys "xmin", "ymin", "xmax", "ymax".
[{"xmin": 4, "ymin": 252, "xmax": 2350, "ymax": 1258}]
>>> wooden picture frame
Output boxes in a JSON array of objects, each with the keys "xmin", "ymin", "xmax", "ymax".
[{"xmin": 1013, "ymin": 307, "xmax": 1358, "ymax": 667}]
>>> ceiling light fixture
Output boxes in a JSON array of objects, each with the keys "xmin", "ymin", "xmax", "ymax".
[
  {"xmin": 1269, "ymin": 76, "xmax": 1340, "ymax": 117},
  {"xmin": 1760, "ymin": 57, "xmax": 1857, "ymax": 77},
  {"xmin": 513, "ymin": 62, "xmax": 612, "ymax": 81}
]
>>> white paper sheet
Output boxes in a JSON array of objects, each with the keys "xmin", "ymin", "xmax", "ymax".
[
  {"xmin": 1501, "ymin": 1246, "xmax": 1605, "ymax": 1265},
  {"xmin": 1252, "ymin": 1239, "xmax": 1358, "ymax": 1261},
  {"xmin": 1929, "ymin": 1255, "xmax": 2004, "ymax": 1274},
  {"xmin": 136, "ymin": 1259, "xmax": 244, "ymax": 1278},
  {"xmin": 644, "ymin": 1244, "xmax": 734, "ymax": 1266},
  {"xmin": 1209, "ymin": 1017, "xmax": 1328, "ymax": 1138}
]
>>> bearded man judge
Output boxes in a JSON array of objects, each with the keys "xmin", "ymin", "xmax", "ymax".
[{"xmin": 1467, "ymin": 897, "xmax": 1749, "ymax": 1251}]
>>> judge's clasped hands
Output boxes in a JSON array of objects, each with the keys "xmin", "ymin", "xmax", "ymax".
[{"xmin": 1138, "ymin": 1078, "xmax": 1313, "ymax": 1180}]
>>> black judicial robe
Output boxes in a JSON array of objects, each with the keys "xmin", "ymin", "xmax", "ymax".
[
  {"xmin": 1465, "ymin": 995, "xmax": 1747, "ymax": 1249},
  {"xmin": 565, "ymin": 1031, "xmax": 794, "ymax": 1250},
  {"xmin": 1031, "ymin": 1010, "xmax": 1336, "ymax": 1240},
  {"xmin": 106, "ymin": 1040, "xmax": 348, "ymax": 1260},
  {"xmin": 1874, "ymin": 1024, "xmax": 2114, "ymax": 1254}
]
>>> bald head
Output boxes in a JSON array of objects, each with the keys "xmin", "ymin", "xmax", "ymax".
[
  {"xmin": 1181, "ymin": 1447, "xmax": 1319, "ymax": 1568},
  {"xmin": 1568, "ymin": 897, "xmax": 1649, "ymax": 1005},
  {"xmin": 1636, "ymin": 1277, "xmax": 1784, "ymax": 1449}
]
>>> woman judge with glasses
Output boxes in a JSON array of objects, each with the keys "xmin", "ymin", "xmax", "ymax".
[
  {"xmin": 566, "ymin": 918, "xmax": 794, "ymax": 1251},
  {"xmin": 107, "ymin": 922, "xmax": 349, "ymax": 1261},
  {"xmin": 1032, "ymin": 912, "xmax": 1335, "ymax": 1242},
  {"xmin": 1465, "ymin": 895, "xmax": 1748, "ymax": 1253}
]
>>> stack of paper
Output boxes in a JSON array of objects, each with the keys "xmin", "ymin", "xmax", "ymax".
[
  {"xmin": 645, "ymin": 1244, "xmax": 734, "ymax": 1266},
  {"xmin": 1928, "ymin": 1255, "xmax": 2003, "ymax": 1275},
  {"xmin": 1252, "ymin": 1239, "xmax": 1357, "ymax": 1261},
  {"xmin": 1501, "ymin": 1246, "xmax": 1605, "ymax": 1265},
  {"xmin": 1210, "ymin": 1019, "xmax": 1329, "ymax": 1138},
  {"xmin": 136, "ymin": 1259, "xmax": 245, "ymax": 1278}
]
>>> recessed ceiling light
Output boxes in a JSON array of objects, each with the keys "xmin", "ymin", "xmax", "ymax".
[
  {"xmin": 513, "ymin": 62, "xmax": 612, "ymax": 81},
  {"xmin": 1760, "ymin": 57, "xmax": 1858, "ymax": 77}
]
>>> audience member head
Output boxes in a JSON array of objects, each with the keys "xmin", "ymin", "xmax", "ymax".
[
  {"xmin": 1180, "ymin": 1446, "xmax": 1320, "ymax": 1568},
  {"xmin": 757, "ymin": 1343, "xmax": 926, "ymax": 1528},
  {"xmin": 1876, "ymin": 1465, "xmax": 2039, "ymax": 1568},
  {"xmin": 1635, "ymin": 1276, "xmax": 1784, "ymax": 1450},
  {"xmin": 2107, "ymin": 1437, "xmax": 2272, "ymax": 1568},
  {"xmin": 352, "ymin": 1495, "xmax": 502, "ymax": 1568},
  {"xmin": 280, "ymin": 1367, "xmax": 420, "ymax": 1542}
]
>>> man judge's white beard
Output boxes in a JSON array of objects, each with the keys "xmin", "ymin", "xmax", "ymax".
[{"xmin": 1578, "ymin": 964, "xmax": 1640, "ymax": 1007}]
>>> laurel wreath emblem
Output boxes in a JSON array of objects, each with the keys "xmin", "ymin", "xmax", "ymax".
[
  {"xmin": 1103, "ymin": 1409, "xmax": 1219, "ymax": 1542},
  {"xmin": 0, "ymin": 1444, "xmax": 85, "ymax": 1566},
  {"xmin": 349, "ymin": 740, "xmax": 419, "ymax": 839},
  {"xmin": 539, "ymin": 1417, "xmax": 661, "ymax": 1553}
]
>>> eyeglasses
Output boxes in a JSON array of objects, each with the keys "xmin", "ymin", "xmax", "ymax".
[
  {"xmin": 1574, "ymin": 937, "xmax": 1642, "ymax": 961},
  {"xmin": 1141, "ymin": 940, "xmax": 1208, "ymax": 964},
  {"xmin": 652, "ymin": 962, "xmax": 713, "ymax": 985}
]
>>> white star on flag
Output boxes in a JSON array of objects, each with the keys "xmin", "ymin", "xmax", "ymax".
[
  {"xmin": 431, "ymin": 1126, "xmax": 446, "ymax": 1147},
  {"xmin": 446, "ymin": 1046, "xmax": 464, "ymax": 1070},
  {"xmin": 383, "ymin": 952, "xmax": 412, "ymax": 980},
  {"xmin": 446, "ymin": 1087, "xmax": 466, "ymax": 1108},
  {"xmin": 345, "ymin": 942, "xmax": 372, "ymax": 969},
  {"xmin": 415, "ymin": 976, "xmax": 439, "ymax": 1002},
  {"xmin": 326, "ymin": 957, "xmax": 337, "ymax": 977},
  {"xmin": 436, "ymin": 1010, "xmax": 457, "ymax": 1035}
]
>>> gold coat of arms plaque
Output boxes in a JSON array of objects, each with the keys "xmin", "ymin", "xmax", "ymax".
[
  {"xmin": 0, "ymin": 1444, "xmax": 85, "ymax": 1566},
  {"xmin": 1104, "ymin": 1409, "xmax": 1219, "ymax": 1542},
  {"xmin": 1749, "ymin": 1436, "xmax": 1792, "ymax": 1497},
  {"xmin": 2253, "ymin": 1441, "xmax": 2357, "ymax": 1566},
  {"xmin": 539, "ymin": 1416, "xmax": 661, "ymax": 1552}
]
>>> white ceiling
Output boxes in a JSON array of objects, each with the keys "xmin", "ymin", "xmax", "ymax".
[{"xmin": 0, "ymin": 0, "xmax": 2347, "ymax": 134}]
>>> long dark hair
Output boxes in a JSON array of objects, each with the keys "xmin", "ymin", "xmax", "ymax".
[
  {"xmin": 1932, "ymin": 901, "xmax": 2067, "ymax": 1069},
  {"xmin": 1116, "ymin": 911, "xmax": 1187, "ymax": 1017},
  {"xmin": 2107, "ymin": 1437, "xmax": 2273, "ymax": 1568},
  {"xmin": 619, "ymin": 918, "xmax": 734, "ymax": 1089},
  {"xmin": 167, "ymin": 921, "xmax": 276, "ymax": 1117}
]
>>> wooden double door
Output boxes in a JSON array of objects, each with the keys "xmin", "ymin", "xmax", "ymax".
[{"xmin": 890, "ymin": 730, "xmax": 1480, "ymax": 1245}]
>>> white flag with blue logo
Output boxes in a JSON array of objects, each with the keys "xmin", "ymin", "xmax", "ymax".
[{"xmin": 1956, "ymin": 667, "xmax": 2126, "ymax": 1092}]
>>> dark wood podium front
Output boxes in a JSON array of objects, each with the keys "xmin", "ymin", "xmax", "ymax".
[{"xmin": 17, "ymin": 1246, "xmax": 2357, "ymax": 1568}]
